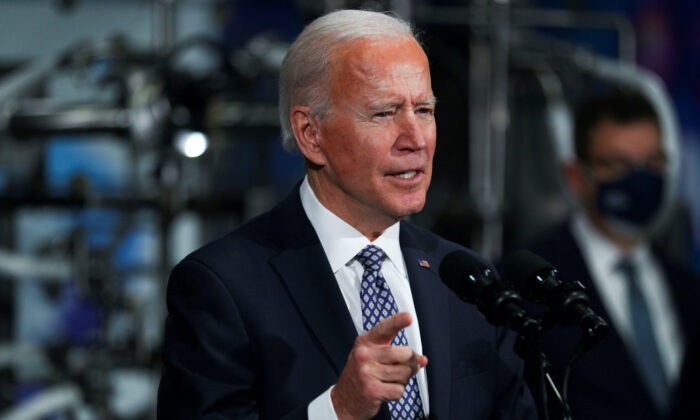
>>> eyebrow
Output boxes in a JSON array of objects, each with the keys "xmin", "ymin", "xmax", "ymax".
[
  {"xmin": 419, "ymin": 97, "xmax": 438, "ymax": 106},
  {"xmin": 367, "ymin": 97, "xmax": 437, "ymax": 111}
]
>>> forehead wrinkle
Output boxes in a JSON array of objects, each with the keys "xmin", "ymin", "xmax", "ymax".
[
  {"xmin": 374, "ymin": 66, "xmax": 433, "ymax": 106},
  {"xmin": 328, "ymin": 37, "xmax": 433, "ymax": 114},
  {"xmin": 345, "ymin": 41, "xmax": 429, "ymax": 83},
  {"xmin": 361, "ymin": 69, "xmax": 434, "ymax": 110}
]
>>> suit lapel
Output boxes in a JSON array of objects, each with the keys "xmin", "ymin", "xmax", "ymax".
[
  {"xmin": 401, "ymin": 223, "xmax": 452, "ymax": 419},
  {"xmin": 267, "ymin": 187, "xmax": 358, "ymax": 375},
  {"xmin": 270, "ymin": 244, "xmax": 358, "ymax": 375}
]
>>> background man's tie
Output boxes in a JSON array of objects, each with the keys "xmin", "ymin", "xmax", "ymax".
[
  {"xmin": 617, "ymin": 257, "xmax": 670, "ymax": 414},
  {"xmin": 357, "ymin": 244, "xmax": 425, "ymax": 420}
]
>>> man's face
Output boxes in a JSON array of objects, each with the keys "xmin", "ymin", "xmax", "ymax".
[
  {"xmin": 573, "ymin": 118, "xmax": 667, "ymax": 232},
  {"xmin": 308, "ymin": 37, "xmax": 436, "ymax": 231},
  {"xmin": 586, "ymin": 119, "xmax": 666, "ymax": 184}
]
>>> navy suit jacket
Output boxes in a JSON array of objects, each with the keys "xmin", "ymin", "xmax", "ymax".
[
  {"xmin": 523, "ymin": 222, "xmax": 700, "ymax": 420},
  {"xmin": 157, "ymin": 185, "xmax": 536, "ymax": 419}
]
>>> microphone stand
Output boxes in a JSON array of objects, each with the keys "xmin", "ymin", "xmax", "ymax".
[
  {"xmin": 510, "ymin": 315, "xmax": 572, "ymax": 420},
  {"xmin": 560, "ymin": 313, "xmax": 609, "ymax": 411},
  {"xmin": 476, "ymin": 286, "xmax": 573, "ymax": 419}
]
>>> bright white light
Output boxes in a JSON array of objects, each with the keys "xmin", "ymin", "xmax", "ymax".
[{"xmin": 175, "ymin": 130, "xmax": 208, "ymax": 158}]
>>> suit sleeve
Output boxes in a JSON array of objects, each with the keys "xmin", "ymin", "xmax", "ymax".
[{"xmin": 157, "ymin": 258, "xmax": 261, "ymax": 419}]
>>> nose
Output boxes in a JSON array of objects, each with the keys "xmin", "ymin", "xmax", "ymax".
[{"xmin": 395, "ymin": 111, "xmax": 429, "ymax": 151}]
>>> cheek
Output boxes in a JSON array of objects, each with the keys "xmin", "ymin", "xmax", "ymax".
[
  {"xmin": 325, "ymin": 142, "xmax": 376, "ymax": 186},
  {"xmin": 339, "ymin": 138, "xmax": 385, "ymax": 171},
  {"xmin": 334, "ymin": 154, "xmax": 362, "ymax": 179},
  {"xmin": 421, "ymin": 122, "xmax": 437, "ymax": 150},
  {"xmin": 427, "ymin": 125, "xmax": 437, "ymax": 147},
  {"xmin": 323, "ymin": 123, "xmax": 399, "ymax": 179},
  {"xmin": 578, "ymin": 182, "xmax": 597, "ymax": 205},
  {"xmin": 427, "ymin": 140, "xmax": 437, "ymax": 160},
  {"xmin": 320, "ymin": 127, "xmax": 359, "ymax": 173},
  {"xmin": 426, "ymin": 140, "xmax": 437, "ymax": 172}
]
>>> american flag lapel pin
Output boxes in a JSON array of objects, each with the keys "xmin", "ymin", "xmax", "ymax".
[{"xmin": 417, "ymin": 258, "xmax": 430, "ymax": 268}]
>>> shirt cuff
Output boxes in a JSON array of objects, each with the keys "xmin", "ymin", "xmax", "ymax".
[{"xmin": 308, "ymin": 385, "xmax": 339, "ymax": 420}]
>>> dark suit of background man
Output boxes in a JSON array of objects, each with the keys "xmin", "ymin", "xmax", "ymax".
[
  {"xmin": 157, "ymin": 9, "xmax": 536, "ymax": 420},
  {"xmin": 524, "ymin": 91, "xmax": 700, "ymax": 420}
]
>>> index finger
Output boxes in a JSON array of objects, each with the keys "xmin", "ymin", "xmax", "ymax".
[{"xmin": 365, "ymin": 312, "xmax": 412, "ymax": 345}]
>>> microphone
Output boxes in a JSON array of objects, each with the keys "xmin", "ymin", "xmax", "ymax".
[
  {"xmin": 503, "ymin": 250, "xmax": 609, "ymax": 340},
  {"xmin": 439, "ymin": 250, "xmax": 536, "ymax": 332},
  {"xmin": 440, "ymin": 250, "xmax": 577, "ymax": 415}
]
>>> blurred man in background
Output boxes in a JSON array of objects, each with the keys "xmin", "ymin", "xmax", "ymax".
[{"xmin": 525, "ymin": 91, "xmax": 700, "ymax": 419}]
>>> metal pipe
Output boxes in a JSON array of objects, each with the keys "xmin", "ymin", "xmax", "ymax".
[
  {"xmin": 0, "ymin": 385, "xmax": 83, "ymax": 420},
  {"xmin": 468, "ymin": 42, "xmax": 491, "ymax": 222},
  {"xmin": 482, "ymin": 0, "xmax": 510, "ymax": 260},
  {"xmin": 4, "ymin": 99, "xmax": 279, "ymax": 139},
  {"xmin": 510, "ymin": 9, "xmax": 636, "ymax": 63},
  {"xmin": 0, "ymin": 50, "xmax": 68, "ymax": 132},
  {"xmin": 413, "ymin": 6, "xmax": 636, "ymax": 63},
  {"xmin": 0, "ymin": 249, "xmax": 72, "ymax": 281},
  {"xmin": 466, "ymin": 0, "xmax": 511, "ymax": 260},
  {"xmin": 154, "ymin": 0, "xmax": 177, "ymax": 55}
]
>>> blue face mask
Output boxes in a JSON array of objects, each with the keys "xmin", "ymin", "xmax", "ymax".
[{"xmin": 595, "ymin": 167, "xmax": 665, "ymax": 226}]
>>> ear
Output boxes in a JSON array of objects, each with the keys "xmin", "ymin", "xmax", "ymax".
[
  {"xmin": 564, "ymin": 159, "xmax": 592, "ymax": 199},
  {"xmin": 290, "ymin": 105, "xmax": 327, "ymax": 166}
]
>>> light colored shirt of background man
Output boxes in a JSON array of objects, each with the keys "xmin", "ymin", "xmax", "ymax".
[{"xmin": 571, "ymin": 213, "xmax": 684, "ymax": 385}]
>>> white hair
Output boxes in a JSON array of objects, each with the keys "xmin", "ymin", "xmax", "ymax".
[{"xmin": 278, "ymin": 9, "xmax": 417, "ymax": 151}]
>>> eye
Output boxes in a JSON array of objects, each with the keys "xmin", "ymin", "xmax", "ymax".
[
  {"xmin": 374, "ymin": 110, "xmax": 394, "ymax": 118},
  {"xmin": 416, "ymin": 106, "xmax": 435, "ymax": 116}
]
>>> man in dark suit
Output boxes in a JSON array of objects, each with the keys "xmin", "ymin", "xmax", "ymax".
[
  {"xmin": 157, "ymin": 9, "xmax": 536, "ymax": 420},
  {"xmin": 524, "ymin": 91, "xmax": 700, "ymax": 419}
]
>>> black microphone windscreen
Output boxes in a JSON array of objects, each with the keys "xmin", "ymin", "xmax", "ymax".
[
  {"xmin": 503, "ymin": 249, "xmax": 554, "ymax": 287},
  {"xmin": 439, "ymin": 250, "xmax": 488, "ymax": 302}
]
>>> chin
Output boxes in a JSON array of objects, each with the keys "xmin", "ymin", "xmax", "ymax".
[
  {"xmin": 380, "ymin": 188, "xmax": 429, "ymax": 218},
  {"xmin": 603, "ymin": 216, "xmax": 653, "ymax": 240},
  {"xmin": 392, "ymin": 200, "xmax": 427, "ymax": 218}
]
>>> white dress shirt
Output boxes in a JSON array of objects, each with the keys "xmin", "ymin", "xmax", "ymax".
[
  {"xmin": 571, "ymin": 213, "xmax": 684, "ymax": 385},
  {"xmin": 300, "ymin": 177, "xmax": 430, "ymax": 419}
]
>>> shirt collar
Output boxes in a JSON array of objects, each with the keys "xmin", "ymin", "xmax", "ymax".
[
  {"xmin": 571, "ymin": 212, "xmax": 650, "ymax": 274},
  {"xmin": 299, "ymin": 176, "xmax": 406, "ymax": 276}
]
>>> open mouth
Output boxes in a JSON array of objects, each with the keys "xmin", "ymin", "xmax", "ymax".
[
  {"xmin": 387, "ymin": 169, "xmax": 422, "ymax": 180},
  {"xmin": 396, "ymin": 170, "xmax": 418, "ymax": 179}
]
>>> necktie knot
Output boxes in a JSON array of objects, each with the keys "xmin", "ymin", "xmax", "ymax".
[
  {"xmin": 617, "ymin": 257, "xmax": 637, "ymax": 282},
  {"xmin": 356, "ymin": 244, "xmax": 385, "ymax": 272}
]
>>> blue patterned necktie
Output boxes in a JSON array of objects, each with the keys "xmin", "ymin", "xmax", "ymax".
[
  {"xmin": 617, "ymin": 257, "xmax": 669, "ymax": 414},
  {"xmin": 356, "ymin": 244, "xmax": 425, "ymax": 420}
]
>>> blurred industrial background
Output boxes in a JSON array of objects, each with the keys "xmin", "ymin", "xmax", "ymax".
[{"xmin": 0, "ymin": 0, "xmax": 698, "ymax": 418}]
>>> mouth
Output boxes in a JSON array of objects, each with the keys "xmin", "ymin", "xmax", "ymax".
[
  {"xmin": 387, "ymin": 169, "xmax": 422, "ymax": 180},
  {"xmin": 396, "ymin": 170, "xmax": 418, "ymax": 179}
]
